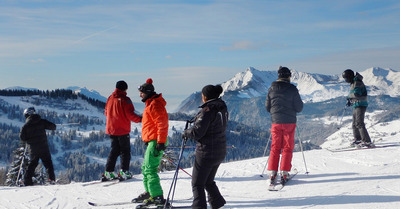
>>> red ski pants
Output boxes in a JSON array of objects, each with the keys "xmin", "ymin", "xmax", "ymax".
[{"xmin": 267, "ymin": 123, "xmax": 296, "ymax": 172}]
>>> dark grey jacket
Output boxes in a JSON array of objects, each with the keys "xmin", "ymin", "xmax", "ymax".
[
  {"xmin": 20, "ymin": 114, "xmax": 56, "ymax": 154},
  {"xmin": 185, "ymin": 98, "xmax": 228, "ymax": 160},
  {"xmin": 265, "ymin": 79, "xmax": 303, "ymax": 124}
]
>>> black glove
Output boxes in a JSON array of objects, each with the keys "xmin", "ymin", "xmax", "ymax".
[
  {"xmin": 155, "ymin": 143, "xmax": 166, "ymax": 151},
  {"xmin": 346, "ymin": 99, "xmax": 352, "ymax": 107},
  {"xmin": 182, "ymin": 129, "xmax": 191, "ymax": 141}
]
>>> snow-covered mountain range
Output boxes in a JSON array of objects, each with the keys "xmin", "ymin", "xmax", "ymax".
[
  {"xmin": 177, "ymin": 67, "xmax": 400, "ymax": 114},
  {"xmin": 225, "ymin": 67, "xmax": 399, "ymax": 101},
  {"xmin": 66, "ymin": 86, "xmax": 107, "ymax": 103}
]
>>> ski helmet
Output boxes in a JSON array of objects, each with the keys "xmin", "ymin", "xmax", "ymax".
[
  {"xmin": 23, "ymin": 107, "xmax": 36, "ymax": 118},
  {"xmin": 278, "ymin": 66, "xmax": 291, "ymax": 78},
  {"xmin": 342, "ymin": 69, "xmax": 354, "ymax": 83}
]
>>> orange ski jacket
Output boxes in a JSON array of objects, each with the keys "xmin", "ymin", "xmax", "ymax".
[{"xmin": 141, "ymin": 94, "xmax": 168, "ymax": 143}]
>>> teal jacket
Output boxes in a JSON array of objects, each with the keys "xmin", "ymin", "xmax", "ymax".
[{"xmin": 348, "ymin": 72, "xmax": 368, "ymax": 108}]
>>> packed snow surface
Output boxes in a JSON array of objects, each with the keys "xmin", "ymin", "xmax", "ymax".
[{"xmin": 1, "ymin": 120, "xmax": 399, "ymax": 209}]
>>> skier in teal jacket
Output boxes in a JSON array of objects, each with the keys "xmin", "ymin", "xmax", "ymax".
[{"xmin": 342, "ymin": 69, "xmax": 373, "ymax": 147}]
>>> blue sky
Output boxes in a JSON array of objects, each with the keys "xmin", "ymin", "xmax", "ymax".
[{"xmin": 1, "ymin": 0, "xmax": 399, "ymax": 111}]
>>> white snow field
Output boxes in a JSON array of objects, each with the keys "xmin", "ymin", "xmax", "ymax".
[{"xmin": 1, "ymin": 120, "xmax": 399, "ymax": 209}]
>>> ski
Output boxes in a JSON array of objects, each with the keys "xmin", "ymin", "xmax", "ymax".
[
  {"xmin": 327, "ymin": 144, "xmax": 399, "ymax": 153},
  {"xmin": 82, "ymin": 174, "xmax": 135, "ymax": 187},
  {"xmin": 102, "ymin": 177, "xmax": 135, "ymax": 187},
  {"xmin": 88, "ymin": 201, "xmax": 191, "ymax": 208},
  {"xmin": 268, "ymin": 169, "xmax": 298, "ymax": 191},
  {"xmin": 136, "ymin": 204, "xmax": 192, "ymax": 209},
  {"xmin": 82, "ymin": 178, "xmax": 119, "ymax": 187},
  {"xmin": 88, "ymin": 201, "xmax": 133, "ymax": 206}
]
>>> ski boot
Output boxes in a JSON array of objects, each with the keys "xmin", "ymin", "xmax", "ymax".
[
  {"xmin": 119, "ymin": 170, "xmax": 133, "ymax": 180},
  {"xmin": 281, "ymin": 171, "xmax": 290, "ymax": 185},
  {"xmin": 269, "ymin": 170, "xmax": 277, "ymax": 185},
  {"xmin": 361, "ymin": 141, "xmax": 375, "ymax": 148},
  {"xmin": 350, "ymin": 139, "xmax": 362, "ymax": 147},
  {"xmin": 132, "ymin": 192, "xmax": 151, "ymax": 203},
  {"xmin": 136, "ymin": 195, "xmax": 167, "ymax": 209},
  {"xmin": 48, "ymin": 179, "xmax": 56, "ymax": 185},
  {"xmin": 101, "ymin": 171, "xmax": 118, "ymax": 182}
]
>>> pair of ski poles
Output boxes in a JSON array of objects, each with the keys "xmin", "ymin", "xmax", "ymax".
[
  {"xmin": 260, "ymin": 126, "xmax": 309, "ymax": 177},
  {"xmin": 164, "ymin": 119, "xmax": 193, "ymax": 209}
]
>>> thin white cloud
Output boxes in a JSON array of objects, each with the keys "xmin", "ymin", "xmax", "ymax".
[
  {"xmin": 30, "ymin": 58, "xmax": 45, "ymax": 63},
  {"xmin": 74, "ymin": 25, "xmax": 118, "ymax": 44},
  {"xmin": 288, "ymin": 47, "xmax": 400, "ymax": 75},
  {"xmin": 91, "ymin": 72, "xmax": 147, "ymax": 77},
  {"xmin": 220, "ymin": 41, "xmax": 258, "ymax": 51}
]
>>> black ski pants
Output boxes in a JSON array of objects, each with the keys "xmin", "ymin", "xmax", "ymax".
[
  {"xmin": 352, "ymin": 106, "xmax": 371, "ymax": 143},
  {"xmin": 24, "ymin": 146, "xmax": 55, "ymax": 185},
  {"xmin": 105, "ymin": 134, "xmax": 131, "ymax": 172},
  {"xmin": 191, "ymin": 154, "xmax": 226, "ymax": 209}
]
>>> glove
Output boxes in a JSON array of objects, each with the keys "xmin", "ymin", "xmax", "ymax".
[
  {"xmin": 346, "ymin": 99, "xmax": 352, "ymax": 107},
  {"xmin": 155, "ymin": 143, "xmax": 166, "ymax": 151},
  {"xmin": 182, "ymin": 129, "xmax": 191, "ymax": 141}
]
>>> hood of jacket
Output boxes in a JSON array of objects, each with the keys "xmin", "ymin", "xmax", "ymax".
[
  {"xmin": 270, "ymin": 79, "xmax": 293, "ymax": 92},
  {"xmin": 26, "ymin": 114, "xmax": 41, "ymax": 124},
  {"xmin": 354, "ymin": 72, "xmax": 364, "ymax": 82},
  {"xmin": 145, "ymin": 93, "xmax": 167, "ymax": 107},
  {"xmin": 199, "ymin": 98, "xmax": 226, "ymax": 111},
  {"xmin": 111, "ymin": 88, "xmax": 127, "ymax": 98}
]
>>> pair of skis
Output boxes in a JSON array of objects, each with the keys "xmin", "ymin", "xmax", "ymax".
[
  {"xmin": 327, "ymin": 143, "xmax": 399, "ymax": 153},
  {"xmin": 88, "ymin": 201, "xmax": 191, "ymax": 209},
  {"xmin": 268, "ymin": 169, "xmax": 298, "ymax": 191},
  {"xmin": 82, "ymin": 176, "xmax": 134, "ymax": 187}
]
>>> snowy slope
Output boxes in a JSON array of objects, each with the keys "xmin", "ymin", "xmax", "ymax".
[{"xmin": 1, "ymin": 118, "xmax": 399, "ymax": 208}]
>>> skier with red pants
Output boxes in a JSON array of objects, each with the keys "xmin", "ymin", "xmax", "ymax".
[{"xmin": 265, "ymin": 66, "xmax": 303, "ymax": 183}]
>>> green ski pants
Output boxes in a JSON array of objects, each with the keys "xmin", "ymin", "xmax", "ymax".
[{"xmin": 142, "ymin": 140, "xmax": 164, "ymax": 197}]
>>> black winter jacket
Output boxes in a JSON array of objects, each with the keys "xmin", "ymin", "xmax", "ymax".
[
  {"xmin": 265, "ymin": 79, "xmax": 303, "ymax": 124},
  {"xmin": 185, "ymin": 98, "xmax": 228, "ymax": 160},
  {"xmin": 20, "ymin": 114, "xmax": 56, "ymax": 153}
]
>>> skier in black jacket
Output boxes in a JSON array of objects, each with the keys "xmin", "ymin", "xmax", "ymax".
[
  {"xmin": 183, "ymin": 84, "xmax": 228, "ymax": 209},
  {"xmin": 265, "ymin": 66, "xmax": 303, "ymax": 183},
  {"xmin": 20, "ymin": 107, "xmax": 57, "ymax": 186}
]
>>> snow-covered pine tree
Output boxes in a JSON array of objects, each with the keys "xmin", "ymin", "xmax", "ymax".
[
  {"xmin": 5, "ymin": 143, "xmax": 48, "ymax": 186},
  {"xmin": 5, "ymin": 144, "xmax": 29, "ymax": 186}
]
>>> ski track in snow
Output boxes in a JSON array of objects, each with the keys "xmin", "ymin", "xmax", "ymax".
[{"xmin": 1, "ymin": 120, "xmax": 400, "ymax": 208}]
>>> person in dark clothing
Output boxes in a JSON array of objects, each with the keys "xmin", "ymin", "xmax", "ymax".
[
  {"xmin": 265, "ymin": 66, "xmax": 303, "ymax": 184},
  {"xmin": 20, "ymin": 107, "xmax": 57, "ymax": 186},
  {"xmin": 104, "ymin": 80, "xmax": 142, "ymax": 181},
  {"xmin": 342, "ymin": 69, "xmax": 373, "ymax": 147},
  {"xmin": 183, "ymin": 84, "xmax": 228, "ymax": 209}
]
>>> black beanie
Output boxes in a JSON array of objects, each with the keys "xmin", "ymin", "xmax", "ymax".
[
  {"xmin": 138, "ymin": 78, "xmax": 155, "ymax": 93},
  {"xmin": 278, "ymin": 66, "xmax": 291, "ymax": 78},
  {"xmin": 116, "ymin": 80, "xmax": 128, "ymax": 91},
  {"xmin": 202, "ymin": 84, "xmax": 223, "ymax": 100}
]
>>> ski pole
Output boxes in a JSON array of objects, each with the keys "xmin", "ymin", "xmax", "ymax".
[
  {"xmin": 166, "ymin": 145, "xmax": 235, "ymax": 149},
  {"xmin": 164, "ymin": 119, "xmax": 192, "ymax": 209},
  {"xmin": 337, "ymin": 106, "xmax": 347, "ymax": 130},
  {"xmin": 16, "ymin": 144, "xmax": 28, "ymax": 186},
  {"xmin": 163, "ymin": 154, "xmax": 192, "ymax": 178},
  {"xmin": 296, "ymin": 126, "xmax": 309, "ymax": 175},
  {"xmin": 56, "ymin": 122, "xmax": 81, "ymax": 126},
  {"xmin": 260, "ymin": 133, "xmax": 272, "ymax": 177}
]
